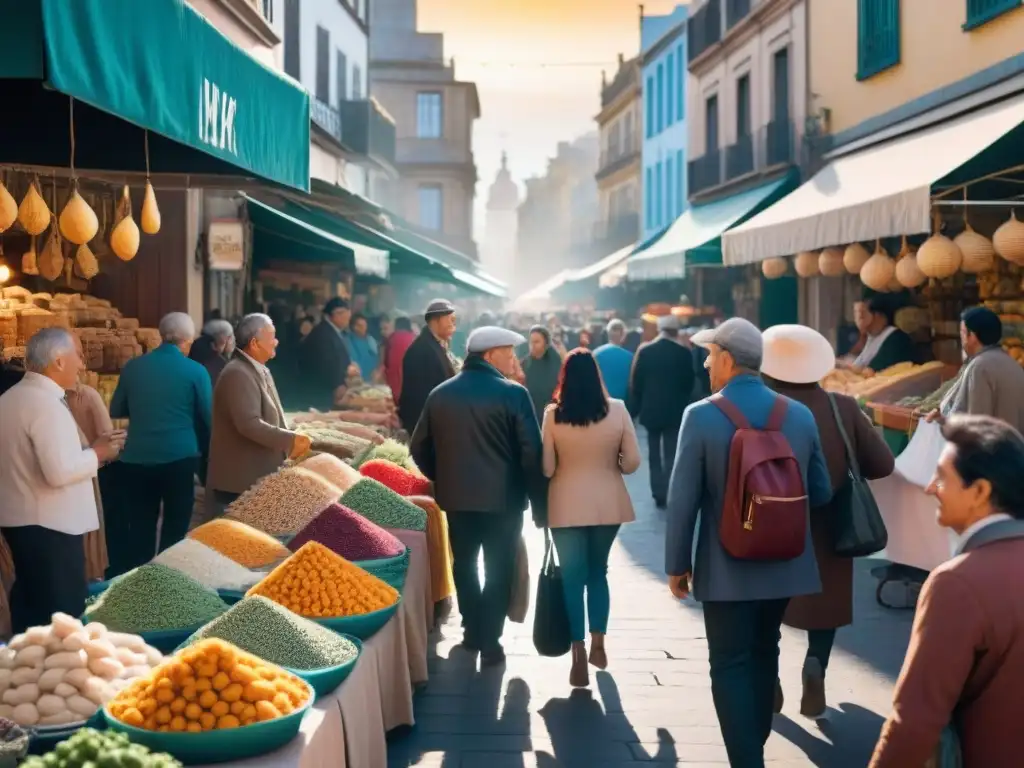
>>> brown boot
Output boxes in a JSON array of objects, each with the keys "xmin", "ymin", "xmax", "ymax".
[
  {"xmin": 800, "ymin": 658, "xmax": 827, "ymax": 719},
  {"xmin": 588, "ymin": 632, "xmax": 608, "ymax": 670},
  {"xmin": 570, "ymin": 641, "xmax": 589, "ymax": 687}
]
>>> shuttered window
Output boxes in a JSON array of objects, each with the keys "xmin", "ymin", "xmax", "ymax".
[
  {"xmin": 856, "ymin": 0, "xmax": 900, "ymax": 81},
  {"xmin": 964, "ymin": 0, "xmax": 1022, "ymax": 31}
]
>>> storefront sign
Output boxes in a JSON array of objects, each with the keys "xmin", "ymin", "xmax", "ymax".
[
  {"xmin": 199, "ymin": 79, "xmax": 237, "ymax": 155},
  {"xmin": 208, "ymin": 219, "xmax": 244, "ymax": 271}
]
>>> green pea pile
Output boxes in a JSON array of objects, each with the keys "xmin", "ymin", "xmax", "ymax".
[
  {"xmin": 357, "ymin": 439, "xmax": 420, "ymax": 473},
  {"xmin": 185, "ymin": 597, "xmax": 360, "ymax": 670},
  {"xmin": 340, "ymin": 478, "xmax": 427, "ymax": 532},
  {"xmin": 22, "ymin": 728, "xmax": 181, "ymax": 768},
  {"xmin": 84, "ymin": 564, "xmax": 229, "ymax": 633}
]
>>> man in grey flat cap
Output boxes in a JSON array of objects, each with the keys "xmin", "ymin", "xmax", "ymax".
[
  {"xmin": 664, "ymin": 317, "xmax": 831, "ymax": 767},
  {"xmin": 398, "ymin": 299, "xmax": 458, "ymax": 432},
  {"xmin": 410, "ymin": 325, "xmax": 546, "ymax": 667}
]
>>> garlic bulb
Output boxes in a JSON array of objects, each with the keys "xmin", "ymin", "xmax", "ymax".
[
  {"xmin": 59, "ymin": 187, "xmax": 99, "ymax": 246},
  {"xmin": 74, "ymin": 244, "xmax": 99, "ymax": 280},
  {"xmin": 111, "ymin": 186, "xmax": 140, "ymax": 262},
  {"xmin": 0, "ymin": 179, "xmax": 16, "ymax": 233},
  {"xmin": 18, "ymin": 179, "xmax": 51, "ymax": 236},
  {"xmin": 141, "ymin": 181, "xmax": 161, "ymax": 234}
]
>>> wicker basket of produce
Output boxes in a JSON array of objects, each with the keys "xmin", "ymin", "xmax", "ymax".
[{"xmin": 16, "ymin": 307, "xmax": 54, "ymax": 345}]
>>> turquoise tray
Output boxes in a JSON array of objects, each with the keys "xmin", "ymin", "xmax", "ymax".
[
  {"xmin": 26, "ymin": 712, "xmax": 104, "ymax": 755},
  {"xmin": 285, "ymin": 637, "xmax": 361, "ymax": 698},
  {"xmin": 354, "ymin": 549, "xmax": 410, "ymax": 593},
  {"xmin": 103, "ymin": 680, "xmax": 314, "ymax": 765},
  {"xmin": 313, "ymin": 599, "xmax": 400, "ymax": 640},
  {"xmin": 217, "ymin": 589, "xmax": 246, "ymax": 605}
]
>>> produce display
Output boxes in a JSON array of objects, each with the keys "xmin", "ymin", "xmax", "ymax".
[
  {"xmin": 20, "ymin": 728, "xmax": 181, "ymax": 768},
  {"xmin": 84, "ymin": 565, "xmax": 230, "ymax": 634},
  {"xmin": 188, "ymin": 520, "xmax": 290, "ymax": 570},
  {"xmin": 340, "ymin": 478, "xmax": 428, "ymax": 532},
  {"xmin": 224, "ymin": 467, "xmax": 343, "ymax": 537},
  {"xmin": 0, "ymin": 716, "xmax": 28, "ymax": 765},
  {"xmin": 152, "ymin": 539, "xmax": 261, "ymax": 593},
  {"xmin": 0, "ymin": 614, "xmax": 163, "ymax": 728},
  {"xmin": 358, "ymin": 459, "xmax": 431, "ymax": 497},
  {"xmin": 246, "ymin": 542, "xmax": 399, "ymax": 619},
  {"xmin": 293, "ymin": 425, "xmax": 372, "ymax": 462},
  {"xmin": 339, "ymin": 385, "xmax": 394, "ymax": 414},
  {"xmin": 287, "ymin": 503, "xmax": 405, "ymax": 562},
  {"xmin": 106, "ymin": 638, "xmax": 311, "ymax": 731},
  {"xmin": 820, "ymin": 361, "xmax": 943, "ymax": 397},
  {"xmin": 357, "ymin": 439, "xmax": 420, "ymax": 473},
  {"xmin": 895, "ymin": 377, "xmax": 959, "ymax": 412},
  {"xmin": 296, "ymin": 453, "xmax": 362, "ymax": 492},
  {"xmin": 185, "ymin": 597, "xmax": 360, "ymax": 671}
]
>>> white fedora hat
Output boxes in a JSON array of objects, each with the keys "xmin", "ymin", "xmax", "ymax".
[{"xmin": 761, "ymin": 325, "xmax": 835, "ymax": 384}]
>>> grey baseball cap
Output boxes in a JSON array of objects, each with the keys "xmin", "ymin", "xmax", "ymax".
[{"xmin": 690, "ymin": 318, "xmax": 763, "ymax": 370}]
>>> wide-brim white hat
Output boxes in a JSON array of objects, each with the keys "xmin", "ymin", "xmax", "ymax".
[{"xmin": 760, "ymin": 324, "xmax": 835, "ymax": 384}]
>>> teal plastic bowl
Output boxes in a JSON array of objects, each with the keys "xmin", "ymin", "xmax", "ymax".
[
  {"xmin": 354, "ymin": 549, "xmax": 410, "ymax": 592},
  {"xmin": 285, "ymin": 637, "xmax": 361, "ymax": 698},
  {"xmin": 217, "ymin": 589, "xmax": 246, "ymax": 605},
  {"xmin": 88, "ymin": 579, "xmax": 112, "ymax": 597},
  {"xmin": 312, "ymin": 599, "xmax": 400, "ymax": 640},
  {"xmin": 138, "ymin": 625, "xmax": 208, "ymax": 653},
  {"xmin": 103, "ymin": 679, "xmax": 314, "ymax": 765}
]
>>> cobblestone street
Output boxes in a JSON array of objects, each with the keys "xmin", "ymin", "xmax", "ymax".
[{"xmin": 387, "ymin": 436, "xmax": 915, "ymax": 767}]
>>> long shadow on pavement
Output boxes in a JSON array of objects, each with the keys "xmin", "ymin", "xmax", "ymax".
[{"xmin": 772, "ymin": 703, "xmax": 886, "ymax": 767}]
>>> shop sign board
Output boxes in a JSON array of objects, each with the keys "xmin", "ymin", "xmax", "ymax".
[{"xmin": 208, "ymin": 219, "xmax": 245, "ymax": 271}]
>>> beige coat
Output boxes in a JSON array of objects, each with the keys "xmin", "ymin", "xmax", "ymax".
[{"xmin": 542, "ymin": 398, "xmax": 641, "ymax": 528}]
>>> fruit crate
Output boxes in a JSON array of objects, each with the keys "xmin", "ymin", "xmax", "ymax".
[
  {"xmin": 863, "ymin": 364, "xmax": 960, "ymax": 406},
  {"xmin": 867, "ymin": 402, "xmax": 919, "ymax": 433}
]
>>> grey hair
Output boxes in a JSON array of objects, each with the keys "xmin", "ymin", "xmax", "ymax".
[
  {"xmin": 159, "ymin": 312, "xmax": 197, "ymax": 345},
  {"xmin": 606, "ymin": 319, "xmax": 626, "ymax": 336},
  {"xmin": 235, "ymin": 313, "xmax": 274, "ymax": 350},
  {"xmin": 26, "ymin": 327, "xmax": 76, "ymax": 372},
  {"xmin": 202, "ymin": 319, "xmax": 234, "ymax": 343}
]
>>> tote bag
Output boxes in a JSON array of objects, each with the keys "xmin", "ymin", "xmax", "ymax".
[
  {"xmin": 827, "ymin": 394, "xmax": 888, "ymax": 557},
  {"xmin": 532, "ymin": 531, "xmax": 571, "ymax": 657}
]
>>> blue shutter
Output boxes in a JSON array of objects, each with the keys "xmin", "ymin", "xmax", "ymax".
[
  {"xmin": 677, "ymin": 44, "xmax": 685, "ymax": 121},
  {"xmin": 676, "ymin": 149, "xmax": 685, "ymax": 214},
  {"xmin": 965, "ymin": 0, "xmax": 1023, "ymax": 30},
  {"xmin": 655, "ymin": 162, "xmax": 663, "ymax": 229},
  {"xmin": 646, "ymin": 76, "xmax": 655, "ymax": 138},
  {"xmin": 645, "ymin": 167, "xmax": 653, "ymax": 229},
  {"xmin": 665, "ymin": 156, "xmax": 673, "ymax": 224},
  {"xmin": 667, "ymin": 52, "xmax": 675, "ymax": 128},
  {"xmin": 656, "ymin": 63, "xmax": 665, "ymax": 134},
  {"xmin": 856, "ymin": 0, "xmax": 900, "ymax": 80}
]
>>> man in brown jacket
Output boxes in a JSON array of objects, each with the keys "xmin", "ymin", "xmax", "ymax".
[
  {"xmin": 205, "ymin": 314, "xmax": 310, "ymax": 520},
  {"xmin": 871, "ymin": 414, "xmax": 1024, "ymax": 768}
]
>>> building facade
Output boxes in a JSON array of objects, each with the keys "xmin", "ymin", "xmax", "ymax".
[
  {"xmin": 595, "ymin": 54, "xmax": 642, "ymax": 258},
  {"xmin": 369, "ymin": 0, "xmax": 481, "ymax": 258},
  {"xmin": 641, "ymin": 5, "xmax": 689, "ymax": 242},
  {"xmin": 481, "ymin": 153, "xmax": 520, "ymax": 284},
  {"xmin": 280, "ymin": 0, "xmax": 397, "ymax": 207}
]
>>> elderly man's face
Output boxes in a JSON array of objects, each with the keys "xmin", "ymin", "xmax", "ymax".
[
  {"xmin": 248, "ymin": 323, "xmax": 279, "ymax": 363},
  {"xmin": 484, "ymin": 345, "xmax": 517, "ymax": 377},
  {"xmin": 431, "ymin": 313, "xmax": 457, "ymax": 341}
]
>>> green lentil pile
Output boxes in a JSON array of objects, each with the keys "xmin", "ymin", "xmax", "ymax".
[
  {"xmin": 357, "ymin": 439, "xmax": 420, "ymax": 473},
  {"xmin": 84, "ymin": 563, "xmax": 230, "ymax": 633},
  {"xmin": 340, "ymin": 478, "xmax": 427, "ymax": 532},
  {"xmin": 21, "ymin": 728, "xmax": 181, "ymax": 768},
  {"xmin": 186, "ymin": 596, "xmax": 360, "ymax": 670}
]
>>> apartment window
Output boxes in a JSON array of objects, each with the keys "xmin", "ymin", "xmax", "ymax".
[
  {"xmin": 656, "ymin": 63, "xmax": 665, "ymax": 134},
  {"xmin": 965, "ymin": 0, "xmax": 1022, "ymax": 30},
  {"xmin": 676, "ymin": 149, "xmax": 685, "ymax": 215},
  {"xmin": 655, "ymin": 162, "xmax": 663, "ymax": 229},
  {"xmin": 283, "ymin": 0, "xmax": 300, "ymax": 80},
  {"xmin": 736, "ymin": 74, "xmax": 751, "ymax": 137},
  {"xmin": 665, "ymin": 156, "xmax": 674, "ymax": 224},
  {"xmin": 772, "ymin": 48, "xmax": 790, "ymax": 121},
  {"xmin": 666, "ymin": 52, "xmax": 675, "ymax": 128},
  {"xmin": 315, "ymin": 27, "xmax": 330, "ymax": 103},
  {"xmin": 676, "ymin": 44, "xmax": 685, "ymax": 121},
  {"xmin": 336, "ymin": 51, "xmax": 348, "ymax": 104},
  {"xmin": 418, "ymin": 184, "xmax": 443, "ymax": 231},
  {"xmin": 645, "ymin": 167, "xmax": 653, "ymax": 229},
  {"xmin": 352, "ymin": 65, "xmax": 363, "ymax": 100},
  {"xmin": 857, "ymin": 0, "xmax": 900, "ymax": 80},
  {"xmin": 705, "ymin": 95, "xmax": 719, "ymax": 152},
  {"xmin": 416, "ymin": 92, "xmax": 442, "ymax": 138},
  {"xmin": 645, "ymin": 76, "xmax": 655, "ymax": 138},
  {"xmin": 624, "ymin": 112, "xmax": 634, "ymax": 154}
]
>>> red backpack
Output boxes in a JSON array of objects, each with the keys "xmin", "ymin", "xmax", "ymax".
[{"xmin": 711, "ymin": 394, "xmax": 808, "ymax": 561}]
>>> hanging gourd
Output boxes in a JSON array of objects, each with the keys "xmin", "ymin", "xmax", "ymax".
[
  {"xmin": 793, "ymin": 251, "xmax": 819, "ymax": 278},
  {"xmin": 761, "ymin": 257, "xmax": 788, "ymax": 279},
  {"xmin": 0, "ymin": 175, "xmax": 16, "ymax": 233},
  {"xmin": 993, "ymin": 210, "xmax": 1024, "ymax": 265},
  {"xmin": 894, "ymin": 237, "xmax": 926, "ymax": 289},
  {"xmin": 860, "ymin": 240, "xmax": 896, "ymax": 291},
  {"xmin": 140, "ymin": 131, "xmax": 161, "ymax": 234},
  {"xmin": 818, "ymin": 246, "xmax": 845, "ymax": 277},
  {"xmin": 955, "ymin": 223, "xmax": 995, "ymax": 274},
  {"xmin": 17, "ymin": 177, "xmax": 51, "ymax": 236},
  {"xmin": 74, "ymin": 243, "xmax": 99, "ymax": 280},
  {"xmin": 39, "ymin": 219, "xmax": 64, "ymax": 282},
  {"xmin": 843, "ymin": 242, "xmax": 870, "ymax": 274},
  {"xmin": 59, "ymin": 183, "xmax": 99, "ymax": 246},
  {"xmin": 22, "ymin": 237, "xmax": 38, "ymax": 276},
  {"xmin": 885, "ymin": 272, "xmax": 903, "ymax": 293},
  {"xmin": 917, "ymin": 211, "xmax": 962, "ymax": 279},
  {"xmin": 110, "ymin": 185, "xmax": 140, "ymax": 261}
]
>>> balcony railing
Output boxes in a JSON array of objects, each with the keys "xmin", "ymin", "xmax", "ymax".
[
  {"xmin": 338, "ymin": 99, "xmax": 397, "ymax": 166},
  {"xmin": 725, "ymin": 0, "xmax": 751, "ymax": 29},
  {"xmin": 596, "ymin": 148, "xmax": 641, "ymax": 182},
  {"xmin": 310, "ymin": 99, "xmax": 343, "ymax": 145},
  {"xmin": 688, "ymin": 149, "xmax": 722, "ymax": 196},
  {"xmin": 688, "ymin": 0, "xmax": 722, "ymax": 62},
  {"xmin": 725, "ymin": 133, "xmax": 754, "ymax": 180}
]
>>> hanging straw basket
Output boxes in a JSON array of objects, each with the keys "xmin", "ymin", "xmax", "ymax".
[
  {"xmin": 793, "ymin": 251, "xmax": 820, "ymax": 278},
  {"xmin": 860, "ymin": 240, "xmax": 896, "ymax": 291},
  {"xmin": 993, "ymin": 210, "xmax": 1024, "ymax": 266},
  {"xmin": 843, "ymin": 242, "xmax": 871, "ymax": 274},
  {"xmin": 818, "ymin": 247, "xmax": 845, "ymax": 277},
  {"xmin": 955, "ymin": 223, "xmax": 995, "ymax": 274},
  {"xmin": 894, "ymin": 237, "xmax": 926, "ymax": 289},
  {"xmin": 761, "ymin": 257, "xmax": 788, "ymax": 279},
  {"xmin": 917, "ymin": 213, "xmax": 962, "ymax": 279}
]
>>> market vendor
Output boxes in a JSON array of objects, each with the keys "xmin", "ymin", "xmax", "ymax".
[
  {"xmin": 925, "ymin": 307, "xmax": 1024, "ymax": 432},
  {"xmin": 398, "ymin": 299, "xmax": 458, "ymax": 432},
  {"xmin": 841, "ymin": 296, "xmax": 915, "ymax": 374}
]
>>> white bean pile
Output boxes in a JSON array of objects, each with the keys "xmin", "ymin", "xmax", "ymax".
[{"xmin": 152, "ymin": 539, "xmax": 261, "ymax": 592}]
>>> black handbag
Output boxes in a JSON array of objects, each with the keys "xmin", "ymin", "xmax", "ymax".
[
  {"xmin": 532, "ymin": 530, "xmax": 571, "ymax": 657},
  {"xmin": 827, "ymin": 394, "xmax": 888, "ymax": 557}
]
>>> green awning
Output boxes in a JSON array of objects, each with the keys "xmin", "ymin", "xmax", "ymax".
[
  {"xmin": 627, "ymin": 174, "xmax": 796, "ymax": 281},
  {"xmin": 245, "ymin": 196, "xmax": 389, "ymax": 278},
  {"xmin": 0, "ymin": 0, "xmax": 310, "ymax": 190}
]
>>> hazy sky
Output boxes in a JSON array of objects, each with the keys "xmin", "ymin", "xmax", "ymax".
[{"xmin": 417, "ymin": 0, "xmax": 685, "ymax": 237}]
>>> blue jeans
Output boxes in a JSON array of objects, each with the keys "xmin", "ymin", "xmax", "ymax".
[{"xmin": 550, "ymin": 525, "xmax": 620, "ymax": 642}]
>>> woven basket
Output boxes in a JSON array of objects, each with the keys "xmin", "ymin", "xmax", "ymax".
[
  {"xmin": 761, "ymin": 257, "xmax": 788, "ymax": 279},
  {"xmin": 843, "ymin": 242, "xmax": 871, "ymax": 274},
  {"xmin": 993, "ymin": 210, "xmax": 1024, "ymax": 265},
  {"xmin": 894, "ymin": 237, "xmax": 926, "ymax": 288},
  {"xmin": 860, "ymin": 242, "xmax": 896, "ymax": 291},
  {"xmin": 918, "ymin": 233, "xmax": 962, "ymax": 279},
  {"xmin": 793, "ymin": 251, "xmax": 820, "ymax": 278},
  {"xmin": 819, "ymin": 247, "xmax": 845, "ymax": 277},
  {"xmin": 955, "ymin": 223, "xmax": 995, "ymax": 274}
]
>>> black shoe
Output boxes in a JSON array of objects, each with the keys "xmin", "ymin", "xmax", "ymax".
[
  {"xmin": 654, "ymin": 498, "xmax": 667, "ymax": 509},
  {"xmin": 481, "ymin": 646, "xmax": 506, "ymax": 667},
  {"xmin": 454, "ymin": 641, "xmax": 479, "ymax": 655}
]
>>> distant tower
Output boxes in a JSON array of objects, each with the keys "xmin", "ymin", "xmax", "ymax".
[{"xmin": 482, "ymin": 152, "xmax": 520, "ymax": 284}]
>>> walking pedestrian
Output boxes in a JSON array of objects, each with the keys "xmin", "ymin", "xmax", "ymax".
[
  {"xmin": 871, "ymin": 415, "xmax": 1024, "ymax": 767},
  {"xmin": 108, "ymin": 312, "xmax": 212, "ymax": 576},
  {"xmin": 542, "ymin": 349, "xmax": 641, "ymax": 687},
  {"xmin": 629, "ymin": 315, "xmax": 695, "ymax": 508},
  {"xmin": 761, "ymin": 325, "xmax": 895, "ymax": 718},
  {"xmin": 299, "ymin": 297, "xmax": 353, "ymax": 411},
  {"xmin": 665, "ymin": 317, "xmax": 832, "ymax": 768},
  {"xmin": 521, "ymin": 325, "xmax": 562, "ymax": 422},
  {"xmin": 383, "ymin": 316, "xmax": 416, "ymax": 403},
  {"xmin": 410, "ymin": 326, "xmax": 546, "ymax": 666},
  {"xmin": 592, "ymin": 319, "xmax": 633, "ymax": 402},
  {"xmin": 398, "ymin": 299, "xmax": 458, "ymax": 433}
]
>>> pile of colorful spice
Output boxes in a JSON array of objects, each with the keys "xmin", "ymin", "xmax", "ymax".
[
  {"xmin": 153, "ymin": 539, "xmax": 261, "ymax": 592},
  {"xmin": 340, "ymin": 478, "xmax": 427, "ymax": 532},
  {"xmin": 288, "ymin": 503, "xmax": 405, "ymax": 561},
  {"xmin": 296, "ymin": 453, "xmax": 362, "ymax": 492},
  {"xmin": 188, "ymin": 519, "xmax": 291, "ymax": 569},
  {"xmin": 225, "ymin": 467, "xmax": 342, "ymax": 536},
  {"xmin": 358, "ymin": 459, "xmax": 431, "ymax": 497}
]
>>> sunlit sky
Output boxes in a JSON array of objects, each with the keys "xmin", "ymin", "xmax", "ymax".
[{"xmin": 417, "ymin": 0, "xmax": 685, "ymax": 236}]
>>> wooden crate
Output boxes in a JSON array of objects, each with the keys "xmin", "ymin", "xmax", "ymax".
[{"xmin": 869, "ymin": 402, "xmax": 919, "ymax": 433}]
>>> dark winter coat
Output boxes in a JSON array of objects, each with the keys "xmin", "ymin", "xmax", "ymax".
[{"xmin": 398, "ymin": 327, "xmax": 456, "ymax": 432}]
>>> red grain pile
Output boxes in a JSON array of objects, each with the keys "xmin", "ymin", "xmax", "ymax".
[{"xmin": 359, "ymin": 458, "xmax": 431, "ymax": 497}]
